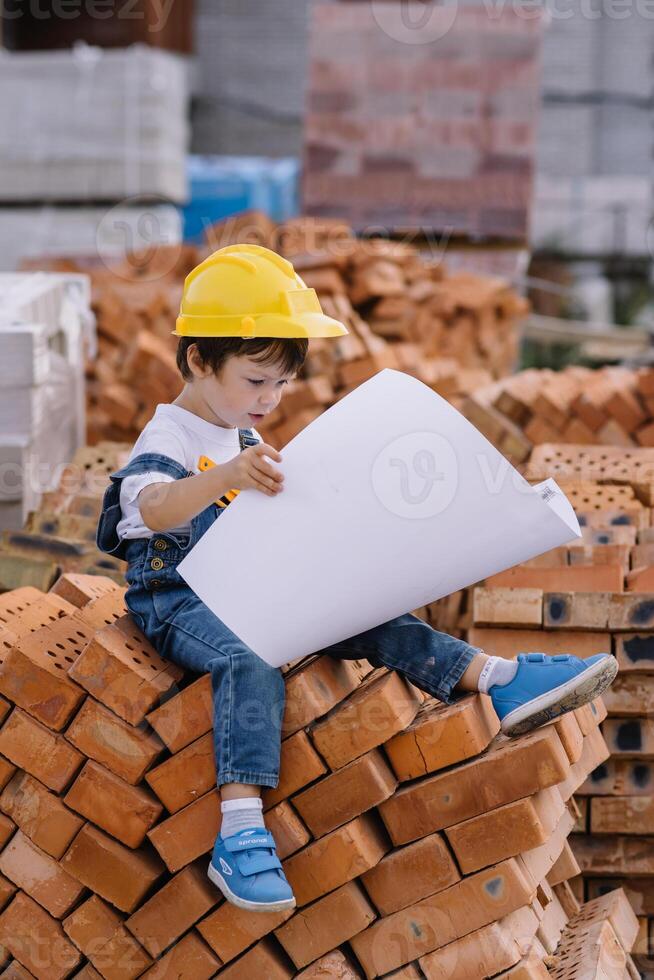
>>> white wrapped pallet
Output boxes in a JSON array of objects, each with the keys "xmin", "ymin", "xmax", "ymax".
[
  {"xmin": 0, "ymin": 202, "xmax": 182, "ymax": 272},
  {"xmin": 0, "ymin": 274, "xmax": 96, "ymax": 531},
  {"xmin": 0, "ymin": 44, "xmax": 190, "ymax": 202}
]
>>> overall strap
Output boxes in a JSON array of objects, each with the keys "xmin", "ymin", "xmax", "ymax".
[{"xmin": 238, "ymin": 427, "xmax": 261, "ymax": 451}]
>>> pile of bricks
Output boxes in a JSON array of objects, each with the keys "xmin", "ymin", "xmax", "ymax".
[
  {"xmin": 0, "ymin": 443, "xmax": 129, "ymax": 594},
  {"xmin": 463, "ymin": 365, "xmax": 654, "ymax": 465},
  {"xmin": 470, "ymin": 442, "xmax": 654, "ymax": 976},
  {"xmin": 0, "ymin": 570, "xmax": 638, "ymax": 977},
  {"xmin": 22, "ymin": 212, "xmax": 528, "ymax": 448}
]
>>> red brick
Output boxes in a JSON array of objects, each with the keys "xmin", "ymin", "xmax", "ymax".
[
  {"xmin": 0, "ymin": 708, "xmax": 83, "ymax": 793},
  {"xmin": 63, "ymin": 894, "xmax": 152, "ymax": 979},
  {"xmin": 615, "ymin": 633, "xmax": 654, "ymax": 672},
  {"xmin": 294, "ymin": 950, "xmax": 363, "ymax": 978},
  {"xmin": 310, "ymin": 670, "xmax": 422, "ymax": 770},
  {"xmin": 265, "ymin": 801, "xmax": 311, "ymax": 859},
  {"xmin": 591, "ymin": 796, "xmax": 654, "ymax": 835},
  {"xmin": 546, "ymin": 841, "xmax": 581, "ymax": 886},
  {"xmin": 0, "ymin": 829, "xmax": 85, "ymax": 919},
  {"xmin": 542, "ymin": 592, "xmax": 611, "ymax": 630},
  {"xmin": 213, "ymin": 936, "xmax": 292, "ymax": 979},
  {"xmin": 60, "ymin": 823, "xmax": 165, "ymax": 913},
  {"xmin": 292, "ymin": 748, "xmax": 396, "ymax": 837},
  {"xmin": 472, "ymin": 587, "xmax": 543, "ymax": 627},
  {"xmin": 64, "ymin": 760, "xmax": 163, "ymax": 848},
  {"xmin": 145, "ymin": 675, "xmax": 212, "ymax": 753},
  {"xmin": 283, "ymin": 812, "xmax": 389, "ymax": 907},
  {"xmin": 468, "ymin": 627, "xmax": 611, "ymax": 660},
  {"xmin": 0, "ymin": 892, "xmax": 82, "ymax": 979},
  {"xmin": 135, "ymin": 931, "xmax": 220, "ymax": 978},
  {"xmin": 350, "ymin": 858, "xmax": 535, "ymax": 978},
  {"xmin": 144, "ymin": 732, "xmax": 213, "ymax": 813},
  {"xmin": 384, "ymin": 695, "xmax": 499, "ymax": 781},
  {"xmin": 487, "ymin": 951, "xmax": 550, "ymax": 979},
  {"xmin": 577, "ymin": 757, "xmax": 654, "ymax": 797},
  {"xmin": 125, "ymin": 860, "xmax": 219, "ymax": 958},
  {"xmin": 485, "ymin": 565, "xmax": 623, "ymax": 593},
  {"xmin": 603, "ymin": 673, "xmax": 654, "ymax": 716},
  {"xmin": 570, "ymin": 888, "xmax": 639, "ymax": 951},
  {"xmin": 197, "ymin": 898, "xmax": 293, "ymax": 965},
  {"xmin": 379, "ymin": 725, "xmax": 569, "ymax": 845},
  {"xmin": 262, "ymin": 730, "xmax": 327, "ymax": 810},
  {"xmin": 65, "ymin": 697, "xmax": 164, "ymax": 785},
  {"xmin": 0, "ymin": 960, "xmax": 36, "ymax": 978},
  {"xmin": 609, "ymin": 594, "xmax": 654, "ymax": 630},
  {"xmin": 75, "ymin": 588, "xmax": 128, "ymax": 631},
  {"xmin": 282, "ymin": 656, "xmax": 370, "ymax": 737},
  {"xmin": 274, "ymin": 881, "xmax": 376, "ymax": 970},
  {"xmin": 147, "ymin": 789, "xmax": 220, "ymax": 873},
  {"xmin": 68, "ymin": 616, "xmax": 183, "ymax": 725},
  {"xmin": 445, "ymin": 786, "xmax": 566, "ymax": 875},
  {"xmin": 361, "ymin": 832, "xmax": 459, "ymax": 916},
  {"xmin": 0, "ymin": 615, "xmax": 93, "ymax": 729},
  {"xmin": 0, "ymin": 771, "xmax": 83, "ymax": 859},
  {"xmin": 49, "ymin": 574, "xmax": 120, "ymax": 609},
  {"xmin": 603, "ymin": 718, "xmax": 654, "ymax": 757},
  {"xmin": 418, "ymin": 906, "xmax": 540, "ymax": 980}
]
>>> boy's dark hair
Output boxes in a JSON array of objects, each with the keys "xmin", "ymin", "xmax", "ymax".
[{"xmin": 176, "ymin": 336, "xmax": 308, "ymax": 382}]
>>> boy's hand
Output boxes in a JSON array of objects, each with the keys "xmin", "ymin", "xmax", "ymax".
[{"xmin": 222, "ymin": 443, "xmax": 284, "ymax": 497}]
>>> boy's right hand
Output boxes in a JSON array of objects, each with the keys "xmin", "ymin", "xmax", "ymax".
[{"xmin": 222, "ymin": 443, "xmax": 284, "ymax": 497}]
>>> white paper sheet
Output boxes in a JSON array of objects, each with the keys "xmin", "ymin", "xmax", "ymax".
[{"xmin": 177, "ymin": 369, "xmax": 581, "ymax": 667}]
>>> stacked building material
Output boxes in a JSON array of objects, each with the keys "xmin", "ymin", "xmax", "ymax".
[
  {"xmin": 471, "ymin": 443, "xmax": 654, "ymax": 976},
  {"xmin": 0, "ymin": 273, "xmax": 95, "ymax": 532},
  {"xmin": 462, "ymin": 365, "xmax": 654, "ymax": 465},
  {"xmin": 24, "ymin": 216, "xmax": 528, "ymax": 446},
  {"xmin": 0, "ymin": 573, "xmax": 637, "ymax": 978},
  {"xmin": 0, "ymin": 442, "xmax": 129, "ymax": 593}
]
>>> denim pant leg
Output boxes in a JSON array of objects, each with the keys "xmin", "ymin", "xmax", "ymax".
[
  {"xmin": 321, "ymin": 613, "xmax": 482, "ymax": 704},
  {"xmin": 149, "ymin": 595, "xmax": 286, "ymax": 789}
]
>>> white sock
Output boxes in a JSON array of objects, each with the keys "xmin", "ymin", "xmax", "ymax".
[
  {"xmin": 477, "ymin": 655, "xmax": 519, "ymax": 695},
  {"xmin": 220, "ymin": 796, "xmax": 266, "ymax": 839}
]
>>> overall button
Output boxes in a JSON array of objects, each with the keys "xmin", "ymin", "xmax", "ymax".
[
  {"xmin": 151, "ymin": 579, "xmax": 161, "ymax": 589},
  {"xmin": 154, "ymin": 539, "xmax": 168, "ymax": 551},
  {"xmin": 150, "ymin": 557, "xmax": 164, "ymax": 571}
]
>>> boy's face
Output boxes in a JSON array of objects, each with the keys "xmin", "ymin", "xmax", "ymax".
[{"xmin": 189, "ymin": 349, "xmax": 296, "ymax": 429}]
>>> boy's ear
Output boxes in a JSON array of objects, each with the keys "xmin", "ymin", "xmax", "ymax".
[{"xmin": 186, "ymin": 343, "xmax": 212, "ymax": 380}]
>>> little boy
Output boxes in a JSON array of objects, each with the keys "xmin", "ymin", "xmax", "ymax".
[{"xmin": 97, "ymin": 243, "xmax": 618, "ymax": 914}]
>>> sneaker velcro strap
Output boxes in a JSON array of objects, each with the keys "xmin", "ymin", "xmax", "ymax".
[
  {"xmin": 237, "ymin": 852, "xmax": 283, "ymax": 877},
  {"xmin": 223, "ymin": 831, "xmax": 276, "ymax": 853}
]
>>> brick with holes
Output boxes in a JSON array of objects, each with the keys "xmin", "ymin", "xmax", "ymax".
[
  {"xmin": 615, "ymin": 633, "xmax": 654, "ymax": 672},
  {"xmin": 49, "ymin": 573, "xmax": 120, "ymax": 609},
  {"xmin": 0, "ymin": 707, "xmax": 84, "ymax": 793},
  {"xmin": 68, "ymin": 616, "xmax": 183, "ymax": 725},
  {"xmin": 63, "ymin": 759, "xmax": 163, "ymax": 848},
  {"xmin": 75, "ymin": 588, "xmax": 128, "ymax": 630},
  {"xmin": 65, "ymin": 696, "xmax": 165, "ymax": 785},
  {"xmin": 0, "ymin": 614, "xmax": 93, "ymax": 730},
  {"xmin": 0, "ymin": 771, "xmax": 83, "ymax": 859}
]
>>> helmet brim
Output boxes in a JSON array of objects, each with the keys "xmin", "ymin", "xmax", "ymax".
[{"xmin": 174, "ymin": 311, "xmax": 349, "ymax": 339}]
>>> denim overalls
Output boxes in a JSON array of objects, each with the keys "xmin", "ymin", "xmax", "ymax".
[{"xmin": 96, "ymin": 428, "xmax": 481, "ymax": 789}]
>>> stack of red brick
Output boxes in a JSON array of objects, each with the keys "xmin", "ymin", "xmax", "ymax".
[
  {"xmin": 463, "ymin": 366, "xmax": 654, "ymax": 465},
  {"xmin": 470, "ymin": 443, "xmax": 654, "ymax": 976},
  {"xmin": 21, "ymin": 213, "xmax": 528, "ymax": 448},
  {"xmin": 0, "ymin": 570, "xmax": 637, "ymax": 978},
  {"xmin": 0, "ymin": 444, "xmax": 130, "ymax": 595}
]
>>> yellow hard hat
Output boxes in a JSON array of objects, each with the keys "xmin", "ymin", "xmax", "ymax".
[{"xmin": 174, "ymin": 243, "xmax": 349, "ymax": 339}]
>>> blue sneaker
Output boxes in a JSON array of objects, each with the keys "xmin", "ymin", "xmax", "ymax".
[
  {"xmin": 207, "ymin": 827, "xmax": 296, "ymax": 912},
  {"xmin": 490, "ymin": 652, "xmax": 618, "ymax": 737}
]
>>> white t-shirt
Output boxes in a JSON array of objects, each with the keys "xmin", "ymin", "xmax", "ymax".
[{"xmin": 116, "ymin": 403, "xmax": 262, "ymax": 541}]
